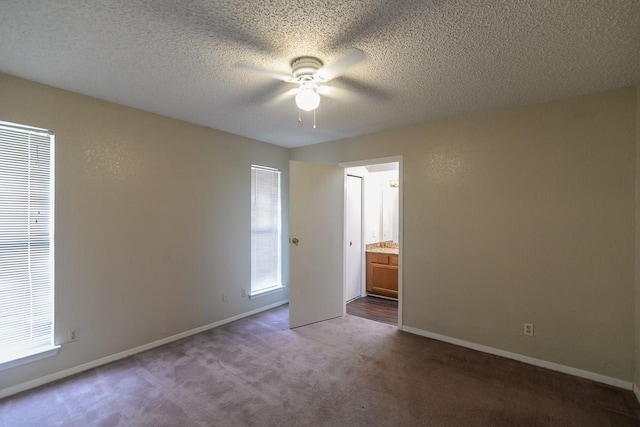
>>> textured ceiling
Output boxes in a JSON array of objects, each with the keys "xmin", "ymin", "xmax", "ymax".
[{"xmin": 0, "ymin": 1, "xmax": 639, "ymax": 148}]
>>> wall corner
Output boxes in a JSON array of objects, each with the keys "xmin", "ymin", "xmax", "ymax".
[{"xmin": 634, "ymin": 85, "xmax": 640, "ymax": 400}]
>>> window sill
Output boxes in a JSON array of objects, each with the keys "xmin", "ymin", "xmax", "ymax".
[
  {"xmin": 250, "ymin": 285, "xmax": 285, "ymax": 299},
  {"xmin": 0, "ymin": 345, "xmax": 61, "ymax": 372}
]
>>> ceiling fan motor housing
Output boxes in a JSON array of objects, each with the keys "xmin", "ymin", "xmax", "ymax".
[{"xmin": 291, "ymin": 57, "xmax": 323, "ymax": 80}]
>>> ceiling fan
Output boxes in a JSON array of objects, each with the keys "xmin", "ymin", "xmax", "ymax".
[
  {"xmin": 238, "ymin": 48, "xmax": 368, "ymax": 127},
  {"xmin": 145, "ymin": 0, "xmax": 427, "ymax": 127}
]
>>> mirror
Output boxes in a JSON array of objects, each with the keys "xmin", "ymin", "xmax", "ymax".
[
  {"xmin": 382, "ymin": 181, "xmax": 399, "ymax": 242},
  {"xmin": 353, "ymin": 162, "xmax": 399, "ymax": 245}
]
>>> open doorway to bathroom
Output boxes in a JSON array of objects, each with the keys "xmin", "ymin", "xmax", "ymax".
[{"xmin": 342, "ymin": 157, "xmax": 401, "ymax": 327}]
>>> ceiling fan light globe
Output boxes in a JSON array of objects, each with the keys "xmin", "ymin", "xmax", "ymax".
[{"xmin": 295, "ymin": 89, "xmax": 320, "ymax": 111}]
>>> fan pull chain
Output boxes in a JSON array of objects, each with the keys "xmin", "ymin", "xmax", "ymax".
[{"xmin": 296, "ymin": 108, "xmax": 318, "ymax": 129}]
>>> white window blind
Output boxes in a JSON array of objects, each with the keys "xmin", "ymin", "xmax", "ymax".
[
  {"xmin": 251, "ymin": 165, "xmax": 282, "ymax": 294},
  {"xmin": 0, "ymin": 121, "xmax": 55, "ymax": 364}
]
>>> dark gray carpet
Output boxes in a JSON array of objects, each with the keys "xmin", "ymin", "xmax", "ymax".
[{"xmin": 1, "ymin": 304, "xmax": 639, "ymax": 426}]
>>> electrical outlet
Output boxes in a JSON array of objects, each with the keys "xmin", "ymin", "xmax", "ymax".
[
  {"xmin": 222, "ymin": 292, "xmax": 228, "ymax": 302},
  {"xmin": 241, "ymin": 288, "xmax": 246, "ymax": 297},
  {"xmin": 68, "ymin": 327, "xmax": 78, "ymax": 342},
  {"xmin": 524, "ymin": 323, "xmax": 534, "ymax": 337}
]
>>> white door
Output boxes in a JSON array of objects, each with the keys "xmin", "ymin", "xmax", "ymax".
[
  {"xmin": 289, "ymin": 161, "xmax": 345, "ymax": 329},
  {"xmin": 345, "ymin": 175, "xmax": 362, "ymax": 302}
]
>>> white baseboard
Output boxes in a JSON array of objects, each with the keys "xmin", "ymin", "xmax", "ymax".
[
  {"xmin": 0, "ymin": 300, "xmax": 289, "ymax": 400},
  {"xmin": 634, "ymin": 384, "xmax": 640, "ymax": 403},
  {"xmin": 401, "ymin": 325, "xmax": 632, "ymax": 390}
]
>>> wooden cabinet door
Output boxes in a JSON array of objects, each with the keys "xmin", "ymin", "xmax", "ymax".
[{"xmin": 366, "ymin": 253, "xmax": 398, "ymax": 298}]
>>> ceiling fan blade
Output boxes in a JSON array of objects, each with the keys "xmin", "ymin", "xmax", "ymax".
[
  {"xmin": 265, "ymin": 88, "xmax": 298, "ymax": 107},
  {"xmin": 237, "ymin": 81, "xmax": 289, "ymax": 107},
  {"xmin": 315, "ymin": 48, "xmax": 367, "ymax": 81},
  {"xmin": 235, "ymin": 63, "xmax": 292, "ymax": 82},
  {"xmin": 333, "ymin": 76, "xmax": 391, "ymax": 101},
  {"xmin": 316, "ymin": 85, "xmax": 356, "ymax": 102}
]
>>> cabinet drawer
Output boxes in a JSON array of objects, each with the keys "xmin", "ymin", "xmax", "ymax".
[
  {"xmin": 389, "ymin": 255, "xmax": 398, "ymax": 266},
  {"xmin": 368, "ymin": 253, "xmax": 389, "ymax": 264}
]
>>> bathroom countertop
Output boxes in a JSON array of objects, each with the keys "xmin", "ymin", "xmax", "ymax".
[{"xmin": 365, "ymin": 247, "xmax": 399, "ymax": 255}]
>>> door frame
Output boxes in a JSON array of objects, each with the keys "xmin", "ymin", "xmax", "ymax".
[{"xmin": 340, "ymin": 155, "xmax": 403, "ymax": 329}]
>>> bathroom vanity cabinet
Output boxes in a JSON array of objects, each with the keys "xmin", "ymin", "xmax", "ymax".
[{"xmin": 366, "ymin": 251, "xmax": 398, "ymax": 299}]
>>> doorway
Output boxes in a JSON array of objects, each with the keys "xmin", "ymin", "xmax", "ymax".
[
  {"xmin": 345, "ymin": 175, "xmax": 363, "ymax": 302},
  {"xmin": 342, "ymin": 157, "xmax": 402, "ymax": 328},
  {"xmin": 288, "ymin": 157, "xmax": 402, "ymax": 330}
]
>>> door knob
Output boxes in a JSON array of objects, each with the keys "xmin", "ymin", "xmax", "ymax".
[
  {"xmin": 291, "ymin": 237, "xmax": 299, "ymax": 246},
  {"xmin": 349, "ymin": 241, "xmax": 353, "ymax": 247}
]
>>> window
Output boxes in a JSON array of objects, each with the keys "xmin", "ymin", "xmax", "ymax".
[
  {"xmin": 0, "ymin": 121, "xmax": 56, "ymax": 368},
  {"xmin": 250, "ymin": 165, "xmax": 282, "ymax": 296}
]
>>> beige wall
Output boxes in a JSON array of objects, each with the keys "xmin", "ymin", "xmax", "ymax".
[
  {"xmin": 0, "ymin": 73, "xmax": 290, "ymax": 392},
  {"xmin": 292, "ymin": 87, "xmax": 637, "ymax": 382}
]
